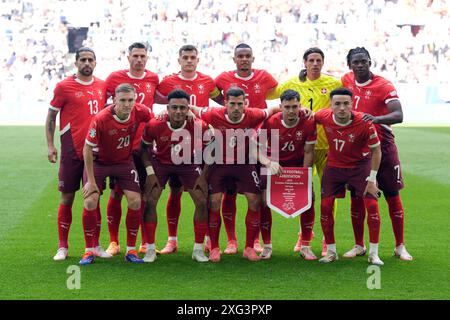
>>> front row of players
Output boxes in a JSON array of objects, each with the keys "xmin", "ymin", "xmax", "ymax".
[{"xmin": 75, "ymin": 83, "xmax": 390, "ymax": 266}]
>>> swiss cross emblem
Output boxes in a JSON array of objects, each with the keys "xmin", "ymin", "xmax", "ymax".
[
  {"xmin": 198, "ymin": 84, "xmax": 205, "ymax": 94},
  {"xmin": 321, "ymin": 88, "xmax": 327, "ymax": 94},
  {"xmin": 348, "ymin": 133, "xmax": 355, "ymax": 142},
  {"xmin": 365, "ymin": 90, "xmax": 372, "ymax": 96},
  {"xmin": 254, "ymin": 83, "xmax": 261, "ymax": 94},
  {"xmin": 97, "ymin": 89, "xmax": 103, "ymax": 96},
  {"xmin": 296, "ymin": 130, "xmax": 303, "ymax": 140},
  {"xmin": 146, "ymin": 83, "xmax": 152, "ymax": 92}
]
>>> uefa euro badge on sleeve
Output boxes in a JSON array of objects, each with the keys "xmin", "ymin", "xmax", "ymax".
[{"xmin": 267, "ymin": 167, "xmax": 312, "ymax": 218}]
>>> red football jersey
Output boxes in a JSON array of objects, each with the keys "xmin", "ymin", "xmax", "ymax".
[
  {"xmin": 261, "ymin": 112, "xmax": 317, "ymax": 166},
  {"xmin": 142, "ymin": 119, "xmax": 209, "ymax": 165},
  {"xmin": 85, "ymin": 103, "xmax": 153, "ymax": 164},
  {"xmin": 200, "ymin": 107, "xmax": 268, "ymax": 164},
  {"xmin": 105, "ymin": 69, "xmax": 159, "ymax": 107},
  {"xmin": 157, "ymin": 71, "xmax": 217, "ymax": 107},
  {"xmin": 341, "ymin": 72, "xmax": 399, "ymax": 145},
  {"xmin": 215, "ymin": 69, "xmax": 277, "ymax": 109},
  {"xmin": 314, "ymin": 109, "xmax": 380, "ymax": 168},
  {"xmin": 50, "ymin": 75, "xmax": 107, "ymax": 159},
  {"xmin": 105, "ymin": 69, "xmax": 159, "ymax": 152}
]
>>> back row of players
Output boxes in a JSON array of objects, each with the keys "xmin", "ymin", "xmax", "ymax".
[{"xmin": 45, "ymin": 42, "xmax": 412, "ymax": 265}]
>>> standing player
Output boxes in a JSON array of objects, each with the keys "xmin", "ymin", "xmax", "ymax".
[
  {"xmin": 46, "ymin": 47, "xmax": 107, "ymax": 261},
  {"xmin": 154, "ymin": 44, "xmax": 222, "ymax": 254},
  {"xmin": 267, "ymin": 47, "xmax": 342, "ymax": 255},
  {"xmin": 189, "ymin": 87, "xmax": 280, "ymax": 262},
  {"xmin": 104, "ymin": 42, "xmax": 160, "ymax": 256},
  {"xmin": 140, "ymin": 89, "xmax": 210, "ymax": 263},
  {"xmin": 80, "ymin": 83, "xmax": 153, "ymax": 265},
  {"xmin": 214, "ymin": 43, "xmax": 278, "ymax": 254},
  {"xmin": 342, "ymin": 47, "xmax": 412, "ymax": 261},
  {"xmin": 258, "ymin": 89, "xmax": 318, "ymax": 260},
  {"xmin": 315, "ymin": 88, "xmax": 384, "ymax": 266}
]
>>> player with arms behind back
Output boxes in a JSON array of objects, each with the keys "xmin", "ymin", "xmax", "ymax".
[
  {"xmin": 154, "ymin": 44, "xmax": 222, "ymax": 254},
  {"xmin": 46, "ymin": 47, "xmax": 107, "ymax": 261},
  {"xmin": 341, "ymin": 47, "xmax": 412, "ymax": 261},
  {"xmin": 214, "ymin": 43, "xmax": 278, "ymax": 254}
]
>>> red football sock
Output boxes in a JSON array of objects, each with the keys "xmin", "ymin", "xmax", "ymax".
[
  {"xmin": 364, "ymin": 197, "xmax": 380, "ymax": 244},
  {"xmin": 245, "ymin": 209, "xmax": 260, "ymax": 248},
  {"xmin": 208, "ymin": 209, "xmax": 221, "ymax": 249},
  {"xmin": 194, "ymin": 220, "xmax": 208, "ymax": 244},
  {"xmin": 320, "ymin": 197, "xmax": 335, "ymax": 244},
  {"xmin": 351, "ymin": 196, "xmax": 366, "ymax": 246},
  {"xmin": 93, "ymin": 203, "xmax": 101, "ymax": 247},
  {"xmin": 82, "ymin": 208, "xmax": 97, "ymax": 249},
  {"xmin": 143, "ymin": 221, "xmax": 157, "ymax": 244},
  {"xmin": 385, "ymin": 195, "xmax": 405, "ymax": 246},
  {"xmin": 167, "ymin": 191, "xmax": 182, "ymax": 237},
  {"xmin": 126, "ymin": 207, "xmax": 140, "ymax": 247},
  {"xmin": 260, "ymin": 206, "xmax": 272, "ymax": 245},
  {"xmin": 107, "ymin": 196, "xmax": 122, "ymax": 244},
  {"xmin": 300, "ymin": 206, "xmax": 315, "ymax": 246},
  {"xmin": 140, "ymin": 200, "xmax": 146, "ymax": 245},
  {"xmin": 222, "ymin": 193, "xmax": 237, "ymax": 241},
  {"xmin": 57, "ymin": 203, "xmax": 72, "ymax": 249}
]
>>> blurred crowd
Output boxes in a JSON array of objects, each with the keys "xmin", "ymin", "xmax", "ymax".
[{"xmin": 1, "ymin": 0, "xmax": 449, "ymax": 103}]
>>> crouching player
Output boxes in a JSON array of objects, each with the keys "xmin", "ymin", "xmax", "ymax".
[
  {"xmin": 258, "ymin": 89, "xmax": 318, "ymax": 260},
  {"xmin": 80, "ymin": 83, "xmax": 153, "ymax": 265},
  {"xmin": 315, "ymin": 88, "xmax": 384, "ymax": 266},
  {"xmin": 140, "ymin": 89, "xmax": 210, "ymax": 263}
]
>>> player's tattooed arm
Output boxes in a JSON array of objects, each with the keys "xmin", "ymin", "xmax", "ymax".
[
  {"xmin": 45, "ymin": 109, "xmax": 59, "ymax": 163},
  {"xmin": 82, "ymin": 143, "xmax": 100, "ymax": 198}
]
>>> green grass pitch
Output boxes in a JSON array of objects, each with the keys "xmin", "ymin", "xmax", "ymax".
[{"xmin": 0, "ymin": 126, "xmax": 449, "ymax": 300}]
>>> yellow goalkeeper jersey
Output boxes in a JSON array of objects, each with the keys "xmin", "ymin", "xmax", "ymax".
[{"xmin": 267, "ymin": 74, "xmax": 342, "ymax": 150}]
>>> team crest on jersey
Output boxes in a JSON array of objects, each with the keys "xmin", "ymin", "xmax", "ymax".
[
  {"xmin": 348, "ymin": 133, "xmax": 355, "ymax": 142},
  {"xmin": 365, "ymin": 90, "xmax": 372, "ymax": 97},
  {"xmin": 75, "ymin": 91, "xmax": 84, "ymax": 98},
  {"xmin": 198, "ymin": 84, "xmax": 205, "ymax": 94},
  {"xmin": 295, "ymin": 130, "xmax": 303, "ymax": 140},
  {"xmin": 89, "ymin": 128, "xmax": 96, "ymax": 138},
  {"xmin": 146, "ymin": 83, "xmax": 152, "ymax": 93},
  {"xmin": 97, "ymin": 89, "xmax": 103, "ymax": 96},
  {"xmin": 321, "ymin": 88, "xmax": 328, "ymax": 94},
  {"xmin": 254, "ymin": 83, "xmax": 261, "ymax": 94}
]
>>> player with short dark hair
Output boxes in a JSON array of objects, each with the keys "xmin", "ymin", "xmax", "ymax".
[
  {"xmin": 154, "ymin": 44, "xmax": 223, "ymax": 254},
  {"xmin": 315, "ymin": 87, "xmax": 384, "ymax": 265},
  {"xmin": 214, "ymin": 43, "xmax": 278, "ymax": 255},
  {"xmin": 258, "ymin": 89, "xmax": 318, "ymax": 260},
  {"xmin": 140, "ymin": 89, "xmax": 211, "ymax": 263},
  {"xmin": 189, "ymin": 87, "xmax": 280, "ymax": 262},
  {"xmin": 104, "ymin": 42, "xmax": 161, "ymax": 257},
  {"xmin": 79, "ymin": 83, "xmax": 153, "ymax": 265},
  {"xmin": 267, "ymin": 47, "xmax": 342, "ymax": 255},
  {"xmin": 46, "ymin": 47, "xmax": 107, "ymax": 261},
  {"xmin": 342, "ymin": 47, "xmax": 412, "ymax": 261}
]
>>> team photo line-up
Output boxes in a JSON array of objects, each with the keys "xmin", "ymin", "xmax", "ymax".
[{"xmin": 45, "ymin": 41, "xmax": 412, "ymax": 266}]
